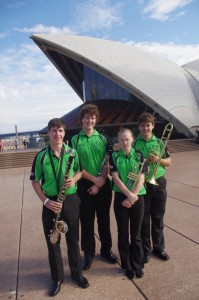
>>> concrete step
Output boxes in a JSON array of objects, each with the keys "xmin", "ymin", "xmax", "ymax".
[
  {"xmin": 0, "ymin": 139, "xmax": 198, "ymax": 169},
  {"xmin": 0, "ymin": 149, "xmax": 39, "ymax": 169},
  {"xmin": 113, "ymin": 138, "xmax": 199, "ymax": 153},
  {"xmin": 168, "ymin": 138, "xmax": 199, "ymax": 153}
]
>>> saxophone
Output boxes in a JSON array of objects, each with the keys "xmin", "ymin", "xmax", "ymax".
[{"xmin": 49, "ymin": 148, "xmax": 75, "ymax": 245}]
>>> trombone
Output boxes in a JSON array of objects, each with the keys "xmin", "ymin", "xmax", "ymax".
[{"xmin": 146, "ymin": 123, "xmax": 173, "ymax": 186}]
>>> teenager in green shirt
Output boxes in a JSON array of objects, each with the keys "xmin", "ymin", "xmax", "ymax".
[
  {"xmin": 30, "ymin": 118, "xmax": 89, "ymax": 297},
  {"xmin": 71, "ymin": 104, "xmax": 117, "ymax": 270},
  {"xmin": 110, "ymin": 128, "xmax": 147, "ymax": 279},
  {"xmin": 133, "ymin": 112, "xmax": 171, "ymax": 263}
]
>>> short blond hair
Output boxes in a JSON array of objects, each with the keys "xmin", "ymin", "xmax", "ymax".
[{"xmin": 118, "ymin": 128, "xmax": 133, "ymax": 138}]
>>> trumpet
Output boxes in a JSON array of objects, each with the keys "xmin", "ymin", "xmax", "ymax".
[
  {"xmin": 127, "ymin": 158, "xmax": 146, "ymax": 190},
  {"xmin": 146, "ymin": 123, "xmax": 173, "ymax": 185}
]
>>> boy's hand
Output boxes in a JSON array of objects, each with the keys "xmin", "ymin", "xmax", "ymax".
[
  {"xmin": 121, "ymin": 199, "xmax": 132, "ymax": 208},
  {"xmin": 87, "ymin": 185, "xmax": 100, "ymax": 195},
  {"xmin": 45, "ymin": 200, "xmax": 62, "ymax": 213},
  {"xmin": 148, "ymin": 153, "xmax": 159, "ymax": 163},
  {"xmin": 94, "ymin": 176, "xmax": 105, "ymax": 188},
  {"xmin": 64, "ymin": 177, "xmax": 75, "ymax": 188}
]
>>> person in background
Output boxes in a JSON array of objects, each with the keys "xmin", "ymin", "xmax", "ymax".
[
  {"xmin": 110, "ymin": 128, "xmax": 146, "ymax": 279},
  {"xmin": 195, "ymin": 129, "xmax": 199, "ymax": 143},
  {"xmin": 0, "ymin": 139, "xmax": 3, "ymax": 152},
  {"xmin": 133, "ymin": 112, "xmax": 171, "ymax": 263},
  {"xmin": 30, "ymin": 118, "xmax": 89, "ymax": 297},
  {"xmin": 14, "ymin": 139, "xmax": 18, "ymax": 150},
  {"xmin": 71, "ymin": 103, "xmax": 117, "ymax": 271},
  {"xmin": 26, "ymin": 136, "xmax": 29, "ymax": 148},
  {"xmin": 23, "ymin": 139, "xmax": 27, "ymax": 149}
]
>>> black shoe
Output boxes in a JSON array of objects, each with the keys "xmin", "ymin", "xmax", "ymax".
[
  {"xmin": 125, "ymin": 269, "xmax": 135, "ymax": 280},
  {"xmin": 153, "ymin": 250, "xmax": 170, "ymax": 261},
  {"xmin": 100, "ymin": 251, "xmax": 117, "ymax": 264},
  {"xmin": 135, "ymin": 269, "xmax": 144, "ymax": 278},
  {"xmin": 82, "ymin": 255, "xmax": 93, "ymax": 270},
  {"xmin": 144, "ymin": 255, "xmax": 150, "ymax": 264},
  {"xmin": 49, "ymin": 280, "xmax": 63, "ymax": 297},
  {"xmin": 72, "ymin": 275, "xmax": 90, "ymax": 289}
]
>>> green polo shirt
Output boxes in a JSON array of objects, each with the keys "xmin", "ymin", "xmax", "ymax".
[
  {"xmin": 110, "ymin": 148, "xmax": 146, "ymax": 196},
  {"xmin": 71, "ymin": 129, "xmax": 109, "ymax": 176},
  {"xmin": 30, "ymin": 144, "xmax": 80, "ymax": 196},
  {"xmin": 133, "ymin": 134, "xmax": 170, "ymax": 180}
]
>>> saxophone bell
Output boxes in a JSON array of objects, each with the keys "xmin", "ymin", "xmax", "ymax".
[
  {"xmin": 56, "ymin": 220, "xmax": 68, "ymax": 234},
  {"xmin": 49, "ymin": 220, "xmax": 68, "ymax": 245}
]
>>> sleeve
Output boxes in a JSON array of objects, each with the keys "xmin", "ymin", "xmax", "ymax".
[
  {"xmin": 164, "ymin": 146, "xmax": 170, "ymax": 158},
  {"xmin": 73, "ymin": 149, "xmax": 82, "ymax": 173},
  {"xmin": 30, "ymin": 153, "xmax": 42, "ymax": 181},
  {"xmin": 159, "ymin": 139, "xmax": 170, "ymax": 158},
  {"xmin": 109, "ymin": 153, "xmax": 118, "ymax": 174}
]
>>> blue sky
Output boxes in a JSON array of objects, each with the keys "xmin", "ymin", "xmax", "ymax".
[{"xmin": 0, "ymin": 0, "xmax": 199, "ymax": 134}]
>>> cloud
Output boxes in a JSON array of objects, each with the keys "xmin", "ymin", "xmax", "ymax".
[
  {"xmin": 74, "ymin": 0, "xmax": 122, "ymax": 32},
  {"xmin": 143, "ymin": 0, "xmax": 193, "ymax": 21},
  {"xmin": 7, "ymin": 1, "xmax": 25, "ymax": 9},
  {"xmin": 0, "ymin": 32, "xmax": 7, "ymax": 39},
  {"xmin": 126, "ymin": 40, "xmax": 199, "ymax": 65},
  {"xmin": 14, "ymin": 24, "xmax": 76, "ymax": 34},
  {"xmin": 0, "ymin": 44, "xmax": 82, "ymax": 134},
  {"xmin": 1, "ymin": 37, "xmax": 199, "ymax": 134}
]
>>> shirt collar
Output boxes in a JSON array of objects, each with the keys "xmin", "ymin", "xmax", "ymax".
[
  {"xmin": 118, "ymin": 147, "xmax": 135, "ymax": 157},
  {"xmin": 79, "ymin": 129, "xmax": 99, "ymax": 136},
  {"xmin": 137, "ymin": 133, "xmax": 156, "ymax": 141}
]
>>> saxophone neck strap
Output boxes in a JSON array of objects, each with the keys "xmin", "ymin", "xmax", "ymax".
[{"xmin": 48, "ymin": 145, "xmax": 65, "ymax": 193}]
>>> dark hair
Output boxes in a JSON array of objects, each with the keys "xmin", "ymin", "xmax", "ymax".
[
  {"xmin": 138, "ymin": 112, "xmax": 155, "ymax": 126},
  {"xmin": 79, "ymin": 103, "xmax": 99, "ymax": 124},
  {"xmin": 48, "ymin": 118, "xmax": 66, "ymax": 131}
]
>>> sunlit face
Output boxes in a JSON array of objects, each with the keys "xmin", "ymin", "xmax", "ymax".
[
  {"xmin": 48, "ymin": 126, "xmax": 65, "ymax": 146},
  {"xmin": 118, "ymin": 130, "xmax": 133, "ymax": 154},
  {"xmin": 138, "ymin": 122, "xmax": 154, "ymax": 140},
  {"xmin": 81, "ymin": 114, "xmax": 97, "ymax": 131}
]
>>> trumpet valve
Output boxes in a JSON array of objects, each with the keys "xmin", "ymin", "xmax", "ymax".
[{"xmin": 127, "ymin": 172, "xmax": 136, "ymax": 180}]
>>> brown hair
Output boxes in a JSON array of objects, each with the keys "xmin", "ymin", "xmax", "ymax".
[
  {"xmin": 48, "ymin": 118, "xmax": 66, "ymax": 131},
  {"xmin": 138, "ymin": 112, "xmax": 155, "ymax": 126},
  {"xmin": 79, "ymin": 103, "xmax": 99, "ymax": 124}
]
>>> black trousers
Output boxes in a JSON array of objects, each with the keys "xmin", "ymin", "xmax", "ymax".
[
  {"xmin": 42, "ymin": 194, "xmax": 82, "ymax": 282},
  {"xmin": 142, "ymin": 176, "xmax": 167, "ymax": 255},
  {"xmin": 114, "ymin": 192, "xmax": 144, "ymax": 271},
  {"xmin": 77, "ymin": 178, "xmax": 112, "ymax": 256}
]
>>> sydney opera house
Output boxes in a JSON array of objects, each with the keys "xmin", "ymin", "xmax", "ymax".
[{"xmin": 31, "ymin": 34, "xmax": 199, "ymax": 139}]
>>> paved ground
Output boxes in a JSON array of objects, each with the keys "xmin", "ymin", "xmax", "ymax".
[{"xmin": 0, "ymin": 150, "xmax": 199, "ymax": 300}]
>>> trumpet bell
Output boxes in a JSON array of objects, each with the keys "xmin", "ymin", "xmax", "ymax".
[
  {"xmin": 56, "ymin": 220, "xmax": 68, "ymax": 234},
  {"xmin": 146, "ymin": 175, "xmax": 158, "ymax": 186}
]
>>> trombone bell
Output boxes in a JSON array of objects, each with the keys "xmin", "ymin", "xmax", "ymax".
[{"xmin": 145, "ymin": 175, "xmax": 158, "ymax": 186}]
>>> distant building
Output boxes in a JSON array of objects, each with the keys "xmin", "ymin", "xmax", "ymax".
[{"xmin": 31, "ymin": 34, "xmax": 199, "ymax": 138}]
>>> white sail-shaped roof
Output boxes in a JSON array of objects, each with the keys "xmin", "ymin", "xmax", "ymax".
[{"xmin": 31, "ymin": 34, "xmax": 199, "ymax": 137}]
